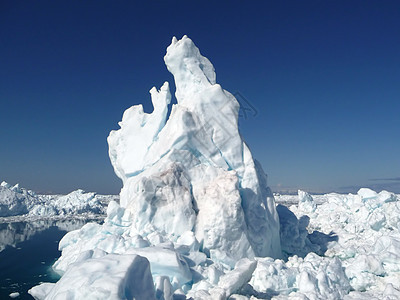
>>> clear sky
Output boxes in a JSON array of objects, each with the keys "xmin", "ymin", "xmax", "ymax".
[{"xmin": 1, "ymin": 1, "xmax": 399, "ymax": 194}]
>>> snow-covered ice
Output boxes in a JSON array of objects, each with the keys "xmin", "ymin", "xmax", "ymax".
[{"xmin": 28, "ymin": 36, "xmax": 400, "ymax": 299}]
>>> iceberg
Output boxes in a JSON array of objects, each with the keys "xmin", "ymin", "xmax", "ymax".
[
  {"xmin": 29, "ymin": 253, "xmax": 156, "ymax": 300},
  {"xmin": 32, "ymin": 35, "xmax": 282, "ymax": 299},
  {"xmin": 28, "ymin": 35, "xmax": 400, "ymax": 299},
  {"xmin": 0, "ymin": 181, "xmax": 109, "ymax": 220},
  {"xmin": 108, "ymin": 35, "xmax": 281, "ymax": 261},
  {"xmin": 0, "ymin": 181, "xmax": 38, "ymax": 217},
  {"xmin": 9, "ymin": 292, "xmax": 20, "ymax": 298}
]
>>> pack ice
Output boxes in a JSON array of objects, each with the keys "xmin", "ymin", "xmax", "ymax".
[
  {"xmin": 280, "ymin": 189, "xmax": 400, "ymax": 299},
  {"xmin": 29, "ymin": 36, "xmax": 400, "ymax": 299}
]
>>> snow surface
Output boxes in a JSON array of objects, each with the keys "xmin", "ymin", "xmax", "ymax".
[{"xmin": 28, "ymin": 36, "xmax": 400, "ymax": 299}]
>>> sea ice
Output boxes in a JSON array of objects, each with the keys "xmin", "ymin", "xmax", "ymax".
[
  {"xmin": 250, "ymin": 254, "xmax": 350, "ymax": 299},
  {"xmin": 108, "ymin": 35, "xmax": 281, "ymax": 261},
  {"xmin": 286, "ymin": 188, "xmax": 400, "ymax": 298}
]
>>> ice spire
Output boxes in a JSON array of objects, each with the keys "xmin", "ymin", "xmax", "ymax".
[{"xmin": 108, "ymin": 35, "xmax": 281, "ymax": 261}]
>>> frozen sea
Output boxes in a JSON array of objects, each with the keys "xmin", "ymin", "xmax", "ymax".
[{"xmin": 0, "ymin": 218, "xmax": 103, "ymax": 299}]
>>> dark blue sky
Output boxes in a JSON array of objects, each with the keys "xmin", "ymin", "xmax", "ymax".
[{"xmin": 1, "ymin": 1, "xmax": 399, "ymax": 194}]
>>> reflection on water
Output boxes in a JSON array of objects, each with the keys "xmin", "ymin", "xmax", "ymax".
[
  {"xmin": 0, "ymin": 219, "xmax": 92, "ymax": 253},
  {"xmin": 0, "ymin": 218, "xmax": 102, "ymax": 299}
]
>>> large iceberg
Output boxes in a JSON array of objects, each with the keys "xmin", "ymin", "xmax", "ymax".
[
  {"xmin": 26, "ymin": 36, "xmax": 400, "ymax": 300},
  {"xmin": 108, "ymin": 35, "xmax": 281, "ymax": 262},
  {"xmin": 31, "ymin": 36, "xmax": 282, "ymax": 299}
]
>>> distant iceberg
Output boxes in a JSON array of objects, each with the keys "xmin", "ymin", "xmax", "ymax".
[{"xmin": 0, "ymin": 181, "xmax": 109, "ymax": 219}]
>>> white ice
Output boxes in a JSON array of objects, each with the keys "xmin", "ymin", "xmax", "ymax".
[
  {"xmin": 0, "ymin": 181, "xmax": 38, "ymax": 217},
  {"xmin": 29, "ymin": 253, "xmax": 156, "ymax": 300},
  {"xmin": 9, "ymin": 292, "xmax": 20, "ymax": 298},
  {"xmin": 0, "ymin": 181, "xmax": 110, "ymax": 220},
  {"xmin": 273, "ymin": 189, "xmax": 400, "ymax": 298},
  {"xmin": 108, "ymin": 35, "xmax": 281, "ymax": 261}
]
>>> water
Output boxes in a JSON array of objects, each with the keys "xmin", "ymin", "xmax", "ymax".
[{"xmin": 0, "ymin": 218, "xmax": 101, "ymax": 299}]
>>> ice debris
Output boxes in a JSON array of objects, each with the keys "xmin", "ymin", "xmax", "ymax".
[{"xmin": 278, "ymin": 188, "xmax": 400, "ymax": 298}]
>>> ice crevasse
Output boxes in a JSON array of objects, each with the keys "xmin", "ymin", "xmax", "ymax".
[{"xmin": 29, "ymin": 35, "xmax": 282, "ymax": 299}]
